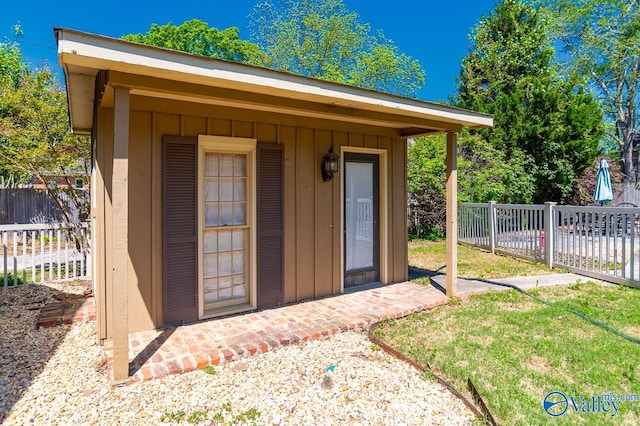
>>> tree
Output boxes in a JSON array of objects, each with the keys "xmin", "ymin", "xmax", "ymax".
[
  {"xmin": 567, "ymin": 157, "xmax": 623, "ymax": 205},
  {"xmin": 408, "ymin": 132, "xmax": 535, "ymax": 238},
  {"xmin": 537, "ymin": 0, "xmax": 639, "ymax": 183},
  {"xmin": 407, "ymin": 135, "xmax": 447, "ymax": 239},
  {"xmin": 457, "ymin": 131, "xmax": 535, "ymax": 204},
  {"xmin": 0, "ymin": 38, "xmax": 90, "ymax": 225},
  {"xmin": 455, "ymin": 0, "xmax": 604, "ymax": 203},
  {"xmin": 249, "ymin": 0, "xmax": 425, "ymax": 97},
  {"xmin": 122, "ymin": 19, "xmax": 269, "ymax": 66}
]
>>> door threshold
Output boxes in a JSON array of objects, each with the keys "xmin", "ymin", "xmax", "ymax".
[
  {"xmin": 202, "ymin": 303, "xmax": 255, "ymax": 320},
  {"xmin": 343, "ymin": 281, "xmax": 384, "ymax": 293}
]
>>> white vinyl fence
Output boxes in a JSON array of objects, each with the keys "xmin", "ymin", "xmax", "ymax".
[
  {"xmin": 1, "ymin": 223, "xmax": 90, "ymax": 288},
  {"xmin": 459, "ymin": 202, "xmax": 640, "ymax": 288}
]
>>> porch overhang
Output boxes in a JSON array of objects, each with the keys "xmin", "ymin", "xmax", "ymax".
[{"xmin": 55, "ymin": 28, "xmax": 493, "ymax": 137}]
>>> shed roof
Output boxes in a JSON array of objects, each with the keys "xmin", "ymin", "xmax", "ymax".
[{"xmin": 55, "ymin": 28, "xmax": 492, "ymax": 136}]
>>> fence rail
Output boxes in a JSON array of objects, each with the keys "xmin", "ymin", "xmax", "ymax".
[
  {"xmin": 1, "ymin": 223, "xmax": 91, "ymax": 288},
  {"xmin": 459, "ymin": 202, "xmax": 640, "ymax": 288}
]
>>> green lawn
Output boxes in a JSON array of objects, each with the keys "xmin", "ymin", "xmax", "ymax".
[
  {"xmin": 409, "ymin": 239, "xmax": 564, "ymax": 279},
  {"xmin": 374, "ymin": 280, "xmax": 640, "ymax": 425}
]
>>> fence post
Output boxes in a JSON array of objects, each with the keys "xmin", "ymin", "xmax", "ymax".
[
  {"xmin": 488, "ymin": 201, "xmax": 496, "ymax": 254},
  {"xmin": 544, "ymin": 202, "xmax": 556, "ymax": 268}
]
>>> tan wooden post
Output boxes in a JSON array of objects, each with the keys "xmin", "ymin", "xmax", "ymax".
[
  {"xmin": 446, "ymin": 132, "xmax": 458, "ymax": 297},
  {"xmin": 112, "ymin": 85, "xmax": 130, "ymax": 382}
]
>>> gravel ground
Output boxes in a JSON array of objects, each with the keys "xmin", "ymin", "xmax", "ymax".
[{"xmin": 1, "ymin": 283, "xmax": 476, "ymax": 425}]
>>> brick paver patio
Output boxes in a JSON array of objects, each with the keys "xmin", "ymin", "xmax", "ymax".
[{"xmin": 102, "ymin": 281, "xmax": 447, "ymax": 383}]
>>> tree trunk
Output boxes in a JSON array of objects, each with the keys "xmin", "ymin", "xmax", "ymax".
[{"xmin": 619, "ymin": 120, "xmax": 636, "ymax": 183}]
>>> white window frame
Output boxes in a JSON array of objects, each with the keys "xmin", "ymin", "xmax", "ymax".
[{"xmin": 197, "ymin": 135, "xmax": 257, "ymax": 318}]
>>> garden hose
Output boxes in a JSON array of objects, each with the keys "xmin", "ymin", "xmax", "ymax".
[{"xmin": 464, "ymin": 277, "xmax": 640, "ymax": 345}]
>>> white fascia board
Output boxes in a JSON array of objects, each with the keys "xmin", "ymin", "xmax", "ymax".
[{"xmin": 56, "ymin": 28, "xmax": 493, "ymax": 129}]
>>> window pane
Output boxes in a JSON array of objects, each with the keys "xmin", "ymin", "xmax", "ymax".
[
  {"xmin": 234, "ymin": 203, "xmax": 246, "ymax": 225},
  {"xmin": 205, "ymin": 154, "xmax": 218, "ymax": 177},
  {"xmin": 204, "ymin": 278, "xmax": 218, "ymax": 304},
  {"xmin": 205, "ymin": 203, "xmax": 219, "ymax": 227},
  {"xmin": 220, "ymin": 154, "xmax": 233, "ymax": 176},
  {"xmin": 233, "ymin": 251, "xmax": 245, "ymax": 274},
  {"xmin": 220, "ymin": 203, "xmax": 233, "ymax": 226},
  {"xmin": 345, "ymin": 162, "xmax": 374, "ymax": 271},
  {"xmin": 219, "ymin": 275, "xmax": 232, "ymax": 289},
  {"xmin": 233, "ymin": 284, "xmax": 245, "ymax": 298},
  {"xmin": 205, "ymin": 179, "xmax": 218, "ymax": 202},
  {"xmin": 218, "ymin": 252, "xmax": 232, "ymax": 276},
  {"xmin": 220, "ymin": 178, "xmax": 233, "ymax": 201},
  {"xmin": 234, "ymin": 155, "xmax": 246, "ymax": 176},
  {"xmin": 218, "ymin": 231, "xmax": 232, "ymax": 252},
  {"xmin": 219, "ymin": 286, "xmax": 232, "ymax": 301},
  {"xmin": 204, "ymin": 231, "xmax": 217, "ymax": 253},
  {"xmin": 204, "ymin": 254, "xmax": 218, "ymax": 278},
  {"xmin": 232, "ymin": 230, "xmax": 245, "ymax": 250},
  {"xmin": 233, "ymin": 274, "xmax": 245, "ymax": 285},
  {"xmin": 234, "ymin": 179, "xmax": 246, "ymax": 201}
]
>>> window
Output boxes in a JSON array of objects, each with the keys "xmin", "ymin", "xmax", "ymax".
[
  {"xmin": 203, "ymin": 153, "xmax": 248, "ymax": 305},
  {"xmin": 198, "ymin": 136, "xmax": 256, "ymax": 315}
]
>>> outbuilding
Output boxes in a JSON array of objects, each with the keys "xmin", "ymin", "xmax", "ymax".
[{"xmin": 56, "ymin": 28, "xmax": 493, "ymax": 380}]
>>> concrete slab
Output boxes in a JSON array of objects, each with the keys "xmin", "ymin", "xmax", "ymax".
[{"xmin": 430, "ymin": 272, "xmax": 609, "ymax": 296}]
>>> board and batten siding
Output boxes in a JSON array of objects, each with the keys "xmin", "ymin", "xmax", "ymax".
[{"xmin": 93, "ymin": 96, "xmax": 408, "ymax": 340}]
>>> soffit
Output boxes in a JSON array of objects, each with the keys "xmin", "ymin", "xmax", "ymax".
[{"xmin": 56, "ymin": 28, "xmax": 493, "ymax": 136}]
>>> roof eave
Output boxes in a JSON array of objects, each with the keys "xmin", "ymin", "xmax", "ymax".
[{"xmin": 55, "ymin": 28, "xmax": 493, "ymax": 135}]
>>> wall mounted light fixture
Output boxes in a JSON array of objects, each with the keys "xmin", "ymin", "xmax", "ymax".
[{"xmin": 321, "ymin": 146, "xmax": 339, "ymax": 182}]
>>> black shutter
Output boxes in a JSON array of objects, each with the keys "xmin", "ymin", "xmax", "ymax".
[
  {"xmin": 162, "ymin": 136, "xmax": 198, "ymax": 323},
  {"xmin": 257, "ymin": 143, "xmax": 284, "ymax": 308}
]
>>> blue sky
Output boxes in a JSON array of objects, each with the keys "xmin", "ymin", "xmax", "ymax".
[{"xmin": 1, "ymin": 0, "xmax": 497, "ymax": 101}]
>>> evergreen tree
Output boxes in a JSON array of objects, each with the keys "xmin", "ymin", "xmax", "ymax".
[{"xmin": 455, "ymin": 0, "xmax": 604, "ymax": 203}]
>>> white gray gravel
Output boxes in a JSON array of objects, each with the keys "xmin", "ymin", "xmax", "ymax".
[{"xmin": 2, "ymin": 283, "xmax": 476, "ymax": 425}]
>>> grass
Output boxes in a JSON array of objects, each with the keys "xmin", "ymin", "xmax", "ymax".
[
  {"xmin": 375, "ymin": 280, "xmax": 640, "ymax": 425},
  {"xmin": 408, "ymin": 239, "xmax": 564, "ymax": 279},
  {"xmin": 0, "ymin": 265, "xmax": 73, "ymax": 288}
]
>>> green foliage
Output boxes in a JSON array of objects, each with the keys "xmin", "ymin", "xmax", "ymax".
[
  {"xmin": 0, "ymin": 37, "xmax": 90, "ymax": 224},
  {"xmin": 0, "ymin": 273, "xmax": 25, "ymax": 287},
  {"xmin": 0, "ymin": 40, "xmax": 27, "ymax": 90},
  {"xmin": 455, "ymin": 0, "xmax": 604, "ymax": 203},
  {"xmin": 186, "ymin": 410, "xmax": 208, "ymax": 424},
  {"xmin": 249, "ymin": 0, "xmax": 425, "ymax": 97},
  {"xmin": 407, "ymin": 136, "xmax": 446, "ymax": 238},
  {"xmin": 203, "ymin": 364, "xmax": 216, "ymax": 375},
  {"xmin": 206, "ymin": 401, "xmax": 260, "ymax": 424},
  {"xmin": 122, "ymin": 19, "xmax": 268, "ymax": 66},
  {"xmin": 407, "ymin": 132, "xmax": 535, "ymax": 237},
  {"xmin": 457, "ymin": 131, "xmax": 535, "ymax": 204},
  {"xmin": 160, "ymin": 410, "xmax": 186, "ymax": 423},
  {"xmin": 537, "ymin": 0, "xmax": 639, "ymax": 183},
  {"xmin": 233, "ymin": 407, "xmax": 261, "ymax": 423}
]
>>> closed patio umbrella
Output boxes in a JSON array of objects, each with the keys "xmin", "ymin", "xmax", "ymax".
[{"xmin": 593, "ymin": 158, "xmax": 613, "ymax": 205}]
